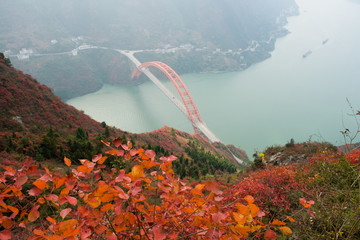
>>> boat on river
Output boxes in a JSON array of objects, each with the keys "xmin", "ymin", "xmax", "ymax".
[{"xmin": 302, "ymin": 50, "xmax": 312, "ymax": 58}]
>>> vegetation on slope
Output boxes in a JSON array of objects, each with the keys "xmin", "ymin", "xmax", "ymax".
[{"xmin": 0, "ymin": 137, "xmax": 359, "ymax": 239}]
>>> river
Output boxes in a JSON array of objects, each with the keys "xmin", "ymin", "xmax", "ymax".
[{"xmin": 68, "ymin": 0, "xmax": 360, "ymax": 157}]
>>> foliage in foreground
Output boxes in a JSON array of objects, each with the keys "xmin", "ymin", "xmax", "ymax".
[
  {"xmin": 0, "ymin": 138, "xmax": 296, "ymax": 240},
  {"xmin": 1, "ymin": 139, "xmax": 359, "ymax": 239}
]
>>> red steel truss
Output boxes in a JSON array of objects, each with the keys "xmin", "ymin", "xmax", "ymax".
[{"xmin": 131, "ymin": 61, "xmax": 203, "ymax": 129}]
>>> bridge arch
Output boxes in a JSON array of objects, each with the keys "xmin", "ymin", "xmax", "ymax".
[{"xmin": 131, "ymin": 61, "xmax": 203, "ymax": 132}]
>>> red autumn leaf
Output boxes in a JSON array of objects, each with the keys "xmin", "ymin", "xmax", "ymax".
[
  {"xmin": 211, "ymin": 212, "xmax": 227, "ymax": 223},
  {"xmin": 28, "ymin": 205, "xmax": 40, "ymax": 222},
  {"xmin": 92, "ymin": 154, "xmax": 102, "ymax": 162},
  {"xmin": 130, "ymin": 148, "xmax": 138, "ymax": 156},
  {"xmin": 80, "ymin": 229, "xmax": 92, "ymax": 239},
  {"xmin": 28, "ymin": 187, "xmax": 42, "ymax": 196},
  {"xmin": 95, "ymin": 225, "xmax": 108, "ymax": 234},
  {"xmin": 145, "ymin": 150, "xmax": 156, "ymax": 159},
  {"xmin": 15, "ymin": 175, "xmax": 28, "ymax": 187},
  {"xmin": 112, "ymin": 138, "xmax": 122, "ymax": 148},
  {"xmin": 1, "ymin": 219, "xmax": 13, "ymax": 229},
  {"xmin": 106, "ymin": 232, "xmax": 117, "ymax": 240},
  {"xmin": 153, "ymin": 225, "xmax": 167, "ymax": 240},
  {"xmin": 66, "ymin": 195, "xmax": 78, "ymax": 206},
  {"xmin": 64, "ymin": 157, "xmax": 71, "ymax": 167},
  {"xmin": 101, "ymin": 140, "xmax": 111, "ymax": 147},
  {"xmin": 257, "ymin": 210, "xmax": 266, "ymax": 217},
  {"xmin": 0, "ymin": 230, "xmax": 12, "ymax": 240},
  {"xmin": 204, "ymin": 181, "xmax": 223, "ymax": 195},
  {"xmin": 264, "ymin": 229, "xmax": 277, "ymax": 240},
  {"xmin": 60, "ymin": 208, "xmax": 72, "ymax": 219}
]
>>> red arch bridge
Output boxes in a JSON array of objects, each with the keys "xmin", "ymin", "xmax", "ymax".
[{"xmin": 119, "ymin": 50, "xmax": 243, "ymax": 164}]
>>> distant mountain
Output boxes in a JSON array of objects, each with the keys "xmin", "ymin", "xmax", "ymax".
[
  {"xmin": 0, "ymin": 0, "xmax": 298, "ymax": 100},
  {"xmin": 0, "ymin": 55, "xmax": 249, "ymax": 177}
]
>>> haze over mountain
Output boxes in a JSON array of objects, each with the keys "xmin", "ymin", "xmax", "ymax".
[{"xmin": 0, "ymin": 0, "xmax": 298, "ymax": 99}]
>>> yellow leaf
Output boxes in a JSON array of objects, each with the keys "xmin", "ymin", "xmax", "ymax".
[
  {"xmin": 64, "ymin": 157, "xmax": 71, "ymax": 167},
  {"xmin": 231, "ymin": 212, "xmax": 246, "ymax": 225},
  {"xmin": 279, "ymin": 226, "xmax": 293, "ymax": 235},
  {"xmin": 131, "ymin": 165, "xmax": 144, "ymax": 179}
]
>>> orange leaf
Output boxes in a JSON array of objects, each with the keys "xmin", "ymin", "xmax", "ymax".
[
  {"xmin": 7, "ymin": 206, "xmax": 19, "ymax": 215},
  {"xmin": 101, "ymin": 193, "xmax": 114, "ymax": 203},
  {"xmin": 279, "ymin": 226, "xmax": 292, "ymax": 235},
  {"xmin": 244, "ymin": 195, "xmax": 255, "ymax": 204},
  {"xmin": 54, "ymin": 177, "xmax": 66, "ymax": 189},
  {"xmin": 287, "ymin": 216, "xmax": 296, "ymax": 222},
  {"xmin": 1, "ymin": 219, "xmax": 13, "ymax": 229},
  {"xmin": 131, "ymin": 165, "xmax": 144, "ymax": 179},
  {"xmin": 28, "ymin": 205, "xmax": 40, "ymax": 222},
  {"xmin": 98, "ymin": 156, "xmax": 108, "ymax": 164},
  {"xmin": 57, "ymin": 219, "xmax": 78, "ymax": 234},
  {"xmin": 37, "ymin": 198, "xmax": 46, "ymax": 204},
  {"xmin": 77, "ymin": 165, "xmax": 88, "ymax": 173},
  {"xmin": 33, "ymin": 179, "xmax": 49, "ymax": 190},
  {"xmin": 271, "ymin": 219, "xmax": 286, "ymax": 225},
  {"xmin": 231, "ymin": 212, "xmax": 246, "ymax": 225},
  {"xmin": 64, "ymin": 157, "xmax": 71, "ymax": 167},
  {"xmin": 234, "ymin": 224, "xmax": 251, "ymax": 238},
  {"xmin": 249, "ymin": 203, "xmax": 260, "ymax": 217},
  {"xmin": 106, "ymin": 149, "xmax": 118, "ymax": 155},
  {"xmin": 236, "ymin": 204, "xmax": 250, "ymax": 216},
  {"xmin": 100, "ymin": 203, "xmax": 113, "ymax": 212},
  {"xmin": 47, "ymin": 235, "xmax": 63, "ymax": 240},
  {"xmin": 46, "ymin": 216, "xmax": 56, "ymax": 224}
]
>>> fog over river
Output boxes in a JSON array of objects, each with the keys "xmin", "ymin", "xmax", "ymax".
[{"xmin": 68, "ymin": 0, "xmax": 360, "ymax": 157}]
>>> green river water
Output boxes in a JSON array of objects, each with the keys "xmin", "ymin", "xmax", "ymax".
[{"xmin": 68, "ymin": 0, "xmax": 360, "ymax": 157}]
